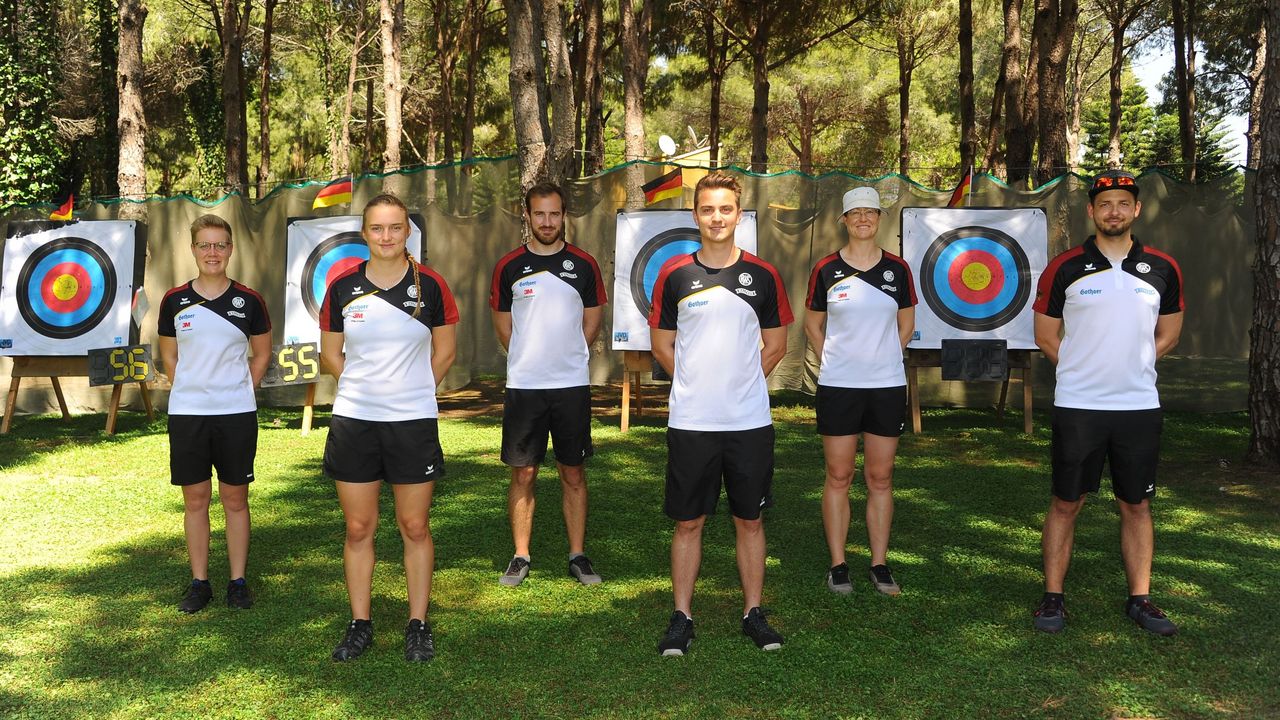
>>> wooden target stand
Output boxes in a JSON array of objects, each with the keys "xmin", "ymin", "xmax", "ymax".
[
  {"xmin": 2, "ymin": 355, "xmax": 155, "ymax": 435},
  {"xmin": 619, "ymin": 351, "xmax": 654, "ymax": 432},
  {"xmin": 905, "ymin": 347, "xmax": 1035, "ymax": 434}
]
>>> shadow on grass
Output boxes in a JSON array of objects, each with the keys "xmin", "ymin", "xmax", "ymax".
[{"xmin": 1, "ymin": 409, "xmax": 1277, "ymax": 718}]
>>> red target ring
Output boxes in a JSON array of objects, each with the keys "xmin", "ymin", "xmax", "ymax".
[
  {"xmin": 946, "ymin": 250, "xmax": 1005, "ymax": 305},
  {"xmin": 40, "ymin": 262, "xmax": 94, "ymax": 314}
]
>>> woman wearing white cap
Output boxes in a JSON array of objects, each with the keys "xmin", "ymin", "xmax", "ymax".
[{"xmin": 803, "ymin": 186, "xmax": 917, "ymax": 596}]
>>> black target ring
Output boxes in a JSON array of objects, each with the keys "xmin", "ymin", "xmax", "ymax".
[
  {"xmin": 628, "ymin": 228, "xmax": 703, "ymax": 318},
  {"xmin": 301, "ymin": 232, "xmax": 369, "ymax": 320},
  {"xmin": 919, "ymin": 226, "xmax": 1031, "ymax": 333},
  {"xmin": 16, "ymin": 237, "xmax": 118, "ymax": 339}
]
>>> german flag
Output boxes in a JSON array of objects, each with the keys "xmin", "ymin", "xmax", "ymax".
[
  {"xmin": 49, "ymin": 194, "xmax": 74, "ymax": 221},
  {"xmin": 312, "ymin": 176, "xmax": 353, "ymax": 209},
  {"xmin": 947, "ymin": 169, "xmax": 972, "ymax": 208},
  {"xmin": 642, "ymin": 167, "xmax": 683, "ymax": 205}
]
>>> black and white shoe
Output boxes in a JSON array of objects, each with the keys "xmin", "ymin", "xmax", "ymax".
[
  {"xmin": 741, "ymin": 607, "xmax": 784, "ymax": 651},
  {"xmin": 568, "ymin": 555, "xmax": 603, "ymax": 585},
  {"xmin": 332, "ymin": 619, "xmax": 373, "ymax": 661},
  {"xmin": 658, "ymin": 611, "xmax": 695, "ymax": 656},
  {"xmin": 827, "ymin": 563, "xmax": 853, "ymax": 594},
  {"xmin": 500, "ymin": 556, "xmax": 531, "ymax": 587},
  {"xmin": 1126, "ymin": 599, "xmax": 1177, "ymax": 636}
]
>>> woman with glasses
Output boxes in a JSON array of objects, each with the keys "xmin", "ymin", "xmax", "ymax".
[
  {"xmin": 803, "ymin": 187, "xmax": 917, "ymax": 596},
  {"xmin": 157, "ymin": 214, "xmax": 272, "ymax": 614}
]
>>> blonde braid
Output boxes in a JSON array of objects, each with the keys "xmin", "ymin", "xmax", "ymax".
[{"xmin": 405, "ymin": 247, "xmax": 422, "ymax": 319}]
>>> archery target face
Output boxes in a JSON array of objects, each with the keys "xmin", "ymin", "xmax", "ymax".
[
  {"xmin": 612, "ymin": 210, "xmax": 757, "ymax": 351},
  {"xmin": 283, "ymin": 215, "xmax": 423, "ymax": 344},
  {"xmin": 901, "ymin": 208, "xmax": 1047, "ymax": 349},
  {"xmin": 0, "ymin": 221, "xmax": 139, "ymax": 355}
]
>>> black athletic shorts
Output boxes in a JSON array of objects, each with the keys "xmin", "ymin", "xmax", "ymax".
[
  {"xmin": 1051, "ymin": 406, "xmax": 1162, "ymax": 504},
  {"xmin": 168, "ymin": 411, "xmax": 258, "ymax": 486},
  {"xmin": 815, "ymin": 385, "xmax": 907, "ymax": 437},
  {"xmin": 323, "ymin": 415, "xmax": 445, "ymax": 484},
  {"xmin": 664, "ymin": 425, "xmax": 775, "ymax": 521},
  {"xmin": 501, "ymin": 386, "xmax": 593, "ymax": 467}
]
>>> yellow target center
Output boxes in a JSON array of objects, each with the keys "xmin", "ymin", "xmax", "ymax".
[
  {"xmin": 961, "ymin": 262, "xmax": 991, "ymax": 291},
  {"xmin": 52, "ymin": 274, "xmax": 80, "ymax": 300}
]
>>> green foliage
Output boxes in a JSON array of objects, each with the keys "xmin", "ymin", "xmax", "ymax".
[
  {"xmin": 186, "ymin": 44, "xmax": 227, "ymax": 192},
  {"xmin": 0, "ymin": 0, "xmax": 68, "ymax": 210},
  {"xmin": 1080, "ymin": 78, "xmax": 1156, "ymax": 172},
  {"xmin": 0, "ymin": 405, "xmax": 1277, "ymax": 718}
]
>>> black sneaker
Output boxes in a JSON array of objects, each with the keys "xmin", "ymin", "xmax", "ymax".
[
  {"xmin": 1033, "ymin": 595, "xmax": 1067, "ymax": 633},
  {"xmin": 827, "ymin": 563, "xmax": 852, "ymax": 594},
  {"xmin": 868, "ymin": 564, "xmax": 901, "ymax": 596},
  {"xmin": 741, "ymin": 606, "xmax": 783, "ymax": 651},
  {"xmin": 499, "ymin": 556, "xmax": 530, "ymax": 586},
  {"xmin": 657, "ymin": 611, "xmax": 695, "ymax": 656},
  {"xmin": 226, "ymin": 579, "xmax": 252, "ymax": 609},
  {"xmin": 332, "ymin": 619, "xmax": 373, "ymax": 661},
  {"xmin": 178, "ymin": 580, "xmax": 212, "ymax": 614},
  {"xmin": 1126, "ymin": 599, "xmax": 1178, "ymax": 636},
  {"xmin": 568, "ymin": 555, "xmax": 602, "ymax": 585},
  {"xmin": 404, "ymin": 619, "xmax": 435, "ymax": 661}
]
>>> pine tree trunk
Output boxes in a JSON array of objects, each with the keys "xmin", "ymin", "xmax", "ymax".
[
  {"xmin": 1247, "ymin": 0, "xmax": 1280, "ymax": 466},
  {"xmin": 897, "ymin": 29, "xmax": 912, "ymax": 176},
  {"xmin": 218, "ymin": 0, "xmax": 249, "ymax": 194},
  {"xmin": 1004, "ymin": 0, "xmax": 1033, "ymax": 187},
  {"xmin": 257, "ymin": 0, "xmax": 277, "ymax": 199},
  {"xmin": 116, "ymin": 0, "xmax": 147, "ymax": 221},
  {"xmin": 1248, "ymin": 23, "xmax": 1266, "ymax": 169},
  {"xmin": 1171, "ymin": 0, "xmax": 1197, "ymax": 181},
  {"xmin": 958, "ymin": 0, "xmax": 976, "ymax": 172},
  {"xmin": 337, "ymin": 18, "xmax": 364, "ymax": 178},
  {"xmin": 581, "ymin": 0, "xmax": 604, "ymax": 175},
  {"xmin": 1033, "ymin": 0, "xmax": 1076, "ymax": 186},
  {"xmin": 540, "ymin": 0, "xmax": 576, "ymax": 185},
  {"xmin": 748, "ymin": 15, "xmax": 770, "ymax": 173},
  {"xmin": 1106, "ymin": 16, "xmax": 1123, "ymax": 168},
  {"xmin": 380, "ymin": 0, "xmax": 404, "ymax": 194},
  {"xmin": 506, "ymin": 0, "xmax": 550, "ymax": 193},
  {"xmin": 619, "ymin": 0, "xmax": 652, "ymax": 206}
]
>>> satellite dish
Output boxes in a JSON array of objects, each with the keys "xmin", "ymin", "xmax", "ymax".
[
  {"xmin": 658, "ymin": 134, "xmax": 678, "ymax": 156},
  {"xmin": 687, "ymin": 125, "xmax": 700, "ymax": 145}
]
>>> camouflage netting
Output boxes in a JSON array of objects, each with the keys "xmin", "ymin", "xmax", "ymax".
[{"xmin": 0, "ymin": 158, "xmax": 1254, "ymax": 417}]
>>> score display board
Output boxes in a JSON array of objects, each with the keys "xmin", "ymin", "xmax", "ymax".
[
  {"xmin": 260, "ymin": 342, "xmax": 321, "ymax": 388},
  {"xmin": 87, "ymin": 344, "xmax": 155, "ymax": 386},
  {"xmin": 0, "ymin": 220, "xmax": 144, "ymax": 355},
  {"xmin": 283, "ymin": 215, "xmax": 424, "ymax": 345},
  {"xmin": 611, "ymin": 209, "xmax": 757, "ymax": 351},
  {"xmin": 901, "ymin": 208, "xmax": 1047, "ymax": 350}
]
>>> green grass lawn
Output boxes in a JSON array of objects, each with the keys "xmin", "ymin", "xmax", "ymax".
[{"xmin": 0, "ymin": 399, "xmax": 1276, "ymax": 719}]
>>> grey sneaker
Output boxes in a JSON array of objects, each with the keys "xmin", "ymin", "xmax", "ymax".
[
  {"xmin": 1126, "ymin": 599, "xmax": 1177, "ymax": 636},
  {"xmin": 869, "ymin": 564, "xmax": 901, "ymax": 596},
  {"xmin": 741, "ymin": 607, "xmax": 783, "ymax": 651},
  {"xmin": 658, "ymin": 611, "xmax": 694, "ymax": 656},
  {"xmin": 827, "ymin": 563, "xmax": 852, "ymax": 594},
  {"xmin": 568, "ymin": 555, "xmax": 602, "ymax": 585},
  {"xmin": 500, "ymin": 556, "xmax": 530, "ymax": 586},
  {"xmin": 1033, "ymin": 595, "xmax": 1067, "ymax": 633}
]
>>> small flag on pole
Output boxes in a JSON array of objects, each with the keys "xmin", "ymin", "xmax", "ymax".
[
  {"xmin": 312, "ymin": 176, "xmax": 353, "ymax": 209},
  {"xmin": 49, "ymin": 194, "xmax": 74, "ymax": 221},
  {"xmin": 947, "ymin": 169, "xmax": 972, "ymax": 208},
  {"xmin": 642, "ymin": 167, "xmax": 683, "ymax": 205}
]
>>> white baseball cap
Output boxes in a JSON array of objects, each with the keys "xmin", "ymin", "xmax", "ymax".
[{"xmin": 840, "ymin": 187, "xmax": 881, "ymax": 216}]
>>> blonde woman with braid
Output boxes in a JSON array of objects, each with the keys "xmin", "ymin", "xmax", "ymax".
[{"xmin": 319, "ymin": 193, "xmax": 459, "ymax": 663}]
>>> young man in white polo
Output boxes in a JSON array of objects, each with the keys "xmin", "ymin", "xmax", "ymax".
[
  {"xmin": 649, "ymin": 171, "xmax": 792, "ymax": 655},
  {"xmin": 490, "ymin": 183, "xmax": 608, "ymax": 587},
  {"xmin": 1032, "ymin": 169, "xmax": 1185, "ymax": 635}
]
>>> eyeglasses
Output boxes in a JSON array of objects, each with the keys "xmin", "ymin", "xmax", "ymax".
[
  {"xmin": 1093, "ymin": 175, "xmax": 1135, "ymax": 189},
  {"xmin": 194, "ymin": 242, "xmax": 231, "ymax": 253},
  {"xmin": 846, "ymin": 208, "xmax": 880, "ymax": 219}
]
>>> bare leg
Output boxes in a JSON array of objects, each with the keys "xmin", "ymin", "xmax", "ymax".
[
  {"xmin": 182, "ymin": 481, "xmax": 212, "ymax": 580},
  {"xmin": 1042, "ymin": 496, "xmax": 1086, "ymax": 593},
  {"xmin": 558, "ymin": 462, "xmax": 587, "ymax": 555},
  {"xmin": 508, "ymin": 466, "xmax": 538, "ymax": 557},
  {"xmin": 671, "ymin": 516, "xmax": 706, "ymax": 616},
  {"xmin": 821, "ymin": 435, "xmax": 858, "ymax": 567},
  {"xmin": 392, "ymin": 482, "xmax": 436, "ymax": 621},
  {"xmin": 1117, "ymin": 498, "xmax": 1153, "ymax": 596},
  {"xmin": 862, "ymin": 433, "xmax": 900, "ymax": 567},
  {"xmin": 219, "ymin": 482, "xmax": 250, "ymax": 579},
  {"xmin": 336, "ymin": 480, "xmax": 381, "ymax": 619},
  {"xmin": 734, "ymin": 516, "xmax": 767, "ymax": 615}
]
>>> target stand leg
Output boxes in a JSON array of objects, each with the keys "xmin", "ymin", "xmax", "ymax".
[
  {"xmin": 621, "ymin": 373, "xmax": 632, "ymax": 433},
  {"xmin": 301, "ymin": 383, "xmax": 316, "ymax": 436},
  {"xmin": 105, "ymin": 383, "xmax": 124, "ymax": 435},
  {"xmin": 907, "ymin": 363, "xmax": 922, "ymax": 434},
  {"xmin": 139, "ymin": 381, "xmax": 155, "ymax": 421},
  {"xmin": 2, "ymin": 377, "xmax": 19, "ymax": 435},
  {"xmin": 50, "ymin": 377, "xmax": 71, "ymax": 421}
]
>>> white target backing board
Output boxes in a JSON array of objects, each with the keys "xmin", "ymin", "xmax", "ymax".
[
  {"xmin": 0, "ymin": 220, "xmax": 143, "ymax": 356},
  {"xmin": 611, "ymin": 209, "xmax": 757, "ymax": 351},
  {"xmin": 901, "ymin": 208, "xmax": 1047, "ymax": 350},
  {"xmin": 283, "ymin": 215, "xmax": 424, "ymax": 344}
]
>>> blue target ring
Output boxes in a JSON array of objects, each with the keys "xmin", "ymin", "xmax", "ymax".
[
  {"xmin": 920, "ymin": 226, "xmax": 1030, "ymax": 332},
  {"xmin": 301, "ymin": 232, "xmax": 369, "ymax": 319},
  {"xmin": 630, "ymin": 228, "xmax": 702, "ymax": 318},
  {"xmin": 16, "ymin": 237, "xmax": 117, "ymax": 339}
]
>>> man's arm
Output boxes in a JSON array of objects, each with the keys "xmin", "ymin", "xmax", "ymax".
[
  {"xmin": 651, "ymin": 328, "xmax": 676, "ymax": 376},
  {"xmin": 1155, "ymin": 311, "xmax": 1183, "ymax": 359},
  {"xmin": 491, "ymin": 309, "xmax": 513, "ymax": 351},
  {"xmin": 582, "ymin": 305, "xmax": 603, "ymax": 347},
  {"xmin": 1034, "ymin": 313, "xmax": 1063, "ymax": 365},
  {"xmin": 760, "ymin": 326, "xmax": 788, "ymax": 377}
]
